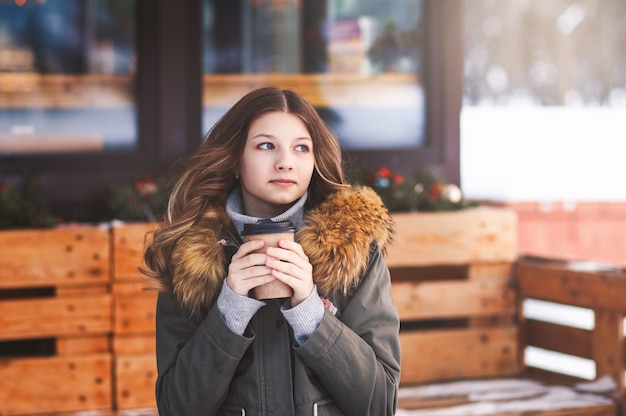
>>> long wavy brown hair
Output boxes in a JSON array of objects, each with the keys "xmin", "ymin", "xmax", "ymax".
[{"xmin": 142, "ymin": 87, "xmax": 349, "ymax": 285}]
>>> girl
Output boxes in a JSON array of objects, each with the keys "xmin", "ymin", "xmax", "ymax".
[{"xmin": 142, "ymin": 87, "xmax": 401, "ymax": 415}]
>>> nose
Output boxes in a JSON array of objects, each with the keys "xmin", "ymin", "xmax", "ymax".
[{"xmin": 275, "ymin": 150, "xmax": 294, "ymax": 170}]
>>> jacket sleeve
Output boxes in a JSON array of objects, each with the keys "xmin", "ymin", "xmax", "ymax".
[
  {"xmin": 294, "ymin": 246, "xmax": 402, "ymax": 416},
  {"xmin": 155, "ymin": 288, "xmax": 254, "ymax": 416}
]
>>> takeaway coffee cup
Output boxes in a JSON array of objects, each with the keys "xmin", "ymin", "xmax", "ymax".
[{"xmin": 242, "ymin": 219, "xmax": 296, "ymax": 299}]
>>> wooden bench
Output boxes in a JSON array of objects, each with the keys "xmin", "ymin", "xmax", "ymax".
[{"xmin": 390, "ymin": 210, "xmax": 624, "ymax": 415}]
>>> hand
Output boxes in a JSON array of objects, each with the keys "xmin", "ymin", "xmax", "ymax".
[
  {"xmin": 265, "ymin": 240, "xmax": 313, "ymax": 307},
  {"xmin": 226, "ymin": 239, "xmax": 275, "ymax": 296}
]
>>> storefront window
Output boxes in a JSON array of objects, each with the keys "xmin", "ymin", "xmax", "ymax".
[
  {"xmin": 0, "ymin": 0, "xmax": 137, "ymax": 154},
  {"xmin": 202, "ymin": 0, "xmax": 425, "ymax": 150}
]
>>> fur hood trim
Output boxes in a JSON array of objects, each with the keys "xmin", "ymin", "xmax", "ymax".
[{"xmin": 170, "ymin": 186, "xmax": 394, "ymax": 314}]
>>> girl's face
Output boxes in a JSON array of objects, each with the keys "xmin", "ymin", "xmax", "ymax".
[{"xmin": 239, "ymin": 111, "xmax": 315, "ymax": 218}]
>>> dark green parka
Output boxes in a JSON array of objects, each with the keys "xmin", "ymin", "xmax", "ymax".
[{"xmin": 155, "ymin": 187, "xmax": 401, "ymax": 415}]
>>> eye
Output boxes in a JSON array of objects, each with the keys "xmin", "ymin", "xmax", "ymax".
[
  {"xmin": 258, "ymin": 142, "xmax": 274, "ymax": 150},
  {"xmin": 295, "ymin": 144, "xmax": 310, "ymax": 152}
]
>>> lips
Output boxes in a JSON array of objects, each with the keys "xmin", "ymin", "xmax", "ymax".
[{"xmin": 270, "ymin": 179, "xmax": 296, "ymax": 186}]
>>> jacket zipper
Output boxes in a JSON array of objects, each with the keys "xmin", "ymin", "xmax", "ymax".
[{"xmin": 218, "ymin": 226, "xmax": 242, "ymax": 248}]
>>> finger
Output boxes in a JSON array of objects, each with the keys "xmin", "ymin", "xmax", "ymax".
[
  {"xmin": 271, "ymin": 267, "xmax": 314, "ymax": 307},
  {"xmin": 266, "ymin": 256, "xmax": 311, "ymax": 279},
  {"xmin": 266, "ymin": 244, "xmax": 309, "ymax": 266},
  {"xmin": 231, "ymin": 252, "xmax": 268, "ymax": 271},
  {"xmin": 232, "ymin": 239, "xmax": 265, "ymax": 260},
  {"xmin": 227, "ymin": 265, "xmax": 275, "ymax": 295},
  {"xmin": 277, "ymin": 239, "xmax": 306, "ymax": 256}
]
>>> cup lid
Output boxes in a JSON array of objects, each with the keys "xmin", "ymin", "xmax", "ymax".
[{"xmin": 241, "ymin": 219, "xmax": 296, "ymax": 236}]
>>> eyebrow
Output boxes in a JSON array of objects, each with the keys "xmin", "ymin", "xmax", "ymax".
[{"xmin": 249, "ymin": 133, "xmax": 312, "ymax": 142}]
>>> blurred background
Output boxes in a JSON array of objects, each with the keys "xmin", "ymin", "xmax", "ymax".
[{"xmin": 1, "ymin": 0, "xmax": 625, "ymax": 263}]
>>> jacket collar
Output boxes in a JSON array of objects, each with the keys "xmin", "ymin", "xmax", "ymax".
[{"xmin": 170, "ymin": 186, "xmax": 394, "ymax": 314}]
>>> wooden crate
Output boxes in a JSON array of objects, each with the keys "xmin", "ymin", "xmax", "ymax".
[
  {"xmin": 387, "ymin": 209, "xmax": 520, "ymax": 385},
  {"xmin": 0, "ymin": 226, "xmax": 113, "ymax": 415},
  {"xmin": 390, "ymin": 211, "xmax": 620, "ymax": 415},
  {"xmin": 517, "ymin": 258, "xmax": 626, "ymax": 396},
  {"xmin": 111, "ymin": 223, "xmax": 158, "ymax": 410}
]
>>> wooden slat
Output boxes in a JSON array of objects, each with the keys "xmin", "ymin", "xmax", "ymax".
[
  {"xmin": 468, "ymin": 262, "xmax": 513, "ymax": 280},
  {"xmin": 593, "ymin": 309, "xmax": 625, "ymax": 394},
  {"xmin": 399, "ymin": 326, "xmax": 519, "ymax": 384},
  {"xmin": 516, "ymin": 261, "xmax": 626, "ymax": 310},
  {"xmin": 0, "ymin": 294, "xmax": 112, "ymax": 341},
  {"xmin": 115, "ymin": 353, "xmax": 157, "ymax": 410},
  {"xmin": 524, "ymin": 319, "xmax": 592, "ymax": 359},
  {"xmin": 393, "ymin": 276, "xmax": 516, "ymax": 321},
  {"xmin": 114, "ymin": 282, "xmax": 158, "ymax": 335},
  {"xmin": 113, "ymin": 334, "xmax": 156, "ymax": 355},
  {"xmin": 49, "ymin": 410, "xmax": 158, "ymax": 416},
  {"xmin": 386, "ymin": 208, "xmax": 518, "ymax": 268},
  {"xmin": 0, "ymin": 354, "xmax": 112, "ymax": 415},
  {"xmin": 115, "ymin": 295, "xmax": 157, "ymax": 335},
  {"xmin": 57, "ymin": 335, "xmax": 111, "ymax": 356},
  {"xmin": 57, "ymin": 284, "xmax": 110, "ymax": 296},
  {"xmin": 0, "ymin": 226, "xmax": 110, "ymax": 288},
  {"xmin": 112, "ymin": 223, "xmax": 155, "ymax": 280},
  {"xmin": 113, "ymin": 280, "xmax": 153, "ymax": 295}
]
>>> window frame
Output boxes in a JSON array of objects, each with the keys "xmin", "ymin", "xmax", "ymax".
[{"xmin": 345, "ymin": 1, "xmax": 463, "ymax": 184}]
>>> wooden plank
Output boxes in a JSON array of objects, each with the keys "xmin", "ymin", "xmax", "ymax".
[
  {"xmin": 468, "ymin": 262, "xmax": 513, "ymax": 280},
  {"xmin": 114, "ymin": 295, "xmax": 157, "ymax": 335},
  {"xmin": 593, "ymin": 309, "xmax": 625, "ymax": 394},
  {"xmin": 399, "ymin": 326, "xmax": 519, "ymax": 384},
  {"xmin": 57, "ymin": 284, "xmax": 110, "ymax": 296},
  {"xmin": 115, "ymin": 353, "xmax": 157, "ymax": 410},
  {"xmin": 114, "ymin": 283, "xmax": 157, "ymax": 335},
  {"xmin": 516, "ymin": 261, "xmax": 626, "ymax": 310},
  {"xmin": 44, "ymin": 410, "xmax": 158, "ymax": 416},
  {"xmin": 113, "ymin": 334, "xmax": 156, "ymax": 355},
  {"xmin": 524, "ymin": 319, "xmax": 592, "ymax": 359},
  {"xmin": 0, "ymin": 294, "xmax": 112, "ymax": 341},
  {"xmin": 112, "ymin": 223, "xmax": 155, "ymax": 280},
  {"xmin": 393, "ymin": 276, "xmax": 516, "ymax": 321},
  {"xmin": 0, "ymin": 226, "xmax": 110, "ymax": 288},
  {"xmin": 0, "ymin": 354, "xmax": 112, "ymax": 415},
  {"xmin": 57, "ymin": 335, "xmax": 110, "ymax": 356},
  {"xmin": 113, "ymin": 280, "xmax": 153, "ymax": 295},
  {"xmin": 49, "ymin": 410, "xmax": 158, "ymax": 416},
  {"xmin": 386, "ymin": 208, "xmax": 518, "ymax": 268}
]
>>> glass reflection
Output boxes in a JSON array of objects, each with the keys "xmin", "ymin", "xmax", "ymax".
[
  {"xmin": 0, "ymin": 0, "xmax": 137, "ymax": 154},
  {"xmin": 202, "ymin": 0, "xmax": 425, "ymax": 150}
]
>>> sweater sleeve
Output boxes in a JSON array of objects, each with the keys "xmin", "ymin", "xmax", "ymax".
[
  {"xmin": 294, "ymin": 246, "xmax": 401, "ymax": 416},
  {"xmin": 281, "ymin": 285, "xmax": 325, "ymax": 345},
  {"xmin": 217, "ymin": 280, "xmax": 265, "ymax": 335}
]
